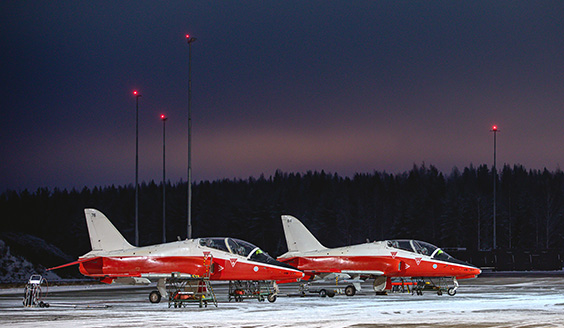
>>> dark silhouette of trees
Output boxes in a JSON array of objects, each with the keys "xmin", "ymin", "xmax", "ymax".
[{"xmin": 1, "ymin": 164, "xmax": 564, "ymax": 261}]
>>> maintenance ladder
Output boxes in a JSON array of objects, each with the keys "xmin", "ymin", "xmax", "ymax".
[{"xmin": 167, "ymin": 253, "xmax": 217, "ymax": 308}]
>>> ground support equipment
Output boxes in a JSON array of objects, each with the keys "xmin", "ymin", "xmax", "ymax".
[
  {"xmin": 228, "ymin": 280, "xmax": 278, "ymax": 302},
  {"xmin": 167, "ymin": 274, "xmax": 217, "ymax": 308},
  {"xmin": 23, "ymin": 275, "xmax": 49, "ymax": 308}
]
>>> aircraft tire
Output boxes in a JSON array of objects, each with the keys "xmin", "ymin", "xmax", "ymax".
[
  {"xmin": 149, "ymin": 290, "xmax": 162, "ymax": 303},
  {"xmin": 447, "ymin": 288, "xmax": 456, "ymax": 296},
  {"xmin": 345, "ymin": 285, "xmax": 356, "ymax": 297},
  {"xmin": 267, "ymin": 294, "xmax": 277, "ymax": 303},
  {"xmin": 319, "ymin": 289, "xmax": 327, "ymax": 297}
]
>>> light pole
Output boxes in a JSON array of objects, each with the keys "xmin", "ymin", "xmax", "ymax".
[
  {"xmin": 186, "ymin": 34, "xmax": 197, "ymax": 240},
  {"xmin": 491, "ymin": 125, "xmax": 498, "ymax": 250},
  {"xmin": 133, "ymin": 90, "xmax": 142, "ymax": 246},
  {"xmin": 161, "ymin": 114, "xmax": 167, "ymax": 243}
]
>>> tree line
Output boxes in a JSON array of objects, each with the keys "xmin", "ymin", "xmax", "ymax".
[{"xmin": 1, "ymin": 164, "xmax": 563, "ymax": 260}]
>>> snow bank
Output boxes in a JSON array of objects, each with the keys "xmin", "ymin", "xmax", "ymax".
[{"xmin": 0, "ymin": 239, "xmax": 61, "ymax": 284}]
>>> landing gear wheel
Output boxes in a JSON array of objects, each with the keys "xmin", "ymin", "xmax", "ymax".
[
  {"xmin": 149, "ymin": 290, "xmax": 162, "ymax": 303},
  {"xmin": 267, "ymin": 294, "xmax": 277, "ymax": 303},
  {"xmin": 327, "ymin": 291, "xmax": 335, "ymax": 298},
  {"xmin": 319, "ymin": 289, "xmax": 327, "ymax": 297},
  {"xmin": 447, "ymin": 287, "xmax": 456, "ymax": 296},
  {"xmin": 345, "ymin": 285, "xmax": 356, "ymax": 297}
]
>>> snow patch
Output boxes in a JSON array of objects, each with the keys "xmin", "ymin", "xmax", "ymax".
[{"xmin": 0, "ymin": 239, "xmax": 61, "ymax": 284}]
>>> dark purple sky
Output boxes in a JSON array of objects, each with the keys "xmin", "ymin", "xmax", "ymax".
[{"xmin": 2, "ymin": 1, "xmax": 564, "ymax": 192}]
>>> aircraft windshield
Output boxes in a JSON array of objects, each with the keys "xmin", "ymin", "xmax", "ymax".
[
  {"xmin": 226, "ymin": 238, "xmax": 258, "ymax": 257},
  {"xmin": 386, "ymin": 239, "xmax": 454, "ymax": 261}
]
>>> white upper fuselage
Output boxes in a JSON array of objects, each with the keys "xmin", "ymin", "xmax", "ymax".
[{"xmin": 277, "ymin": 215, "xmax": 481, "ymax": 280}]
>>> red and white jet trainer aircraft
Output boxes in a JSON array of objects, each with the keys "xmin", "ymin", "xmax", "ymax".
[
  {"xmin": 49, "ymin": 209, "xmax": 303, "ymax": 303},
  {"xmin": 277, "ymin": 215, "xmax": 481, "ymax": 296}
]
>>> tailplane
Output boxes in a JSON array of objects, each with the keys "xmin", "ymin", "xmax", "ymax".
[
  {"xmin": 84, "ymin": 208, "xmax": 135, "ymax": 252},
  {"xmin": 281, "ymin": 215, "xmax": 327, "ymax": 253}
]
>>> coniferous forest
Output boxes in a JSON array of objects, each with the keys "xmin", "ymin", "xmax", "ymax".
[{"xmin": 1, "ymin": 164, "xmax": 563, "ymax": 271}]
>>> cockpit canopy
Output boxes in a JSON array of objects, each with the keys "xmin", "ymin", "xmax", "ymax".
[
  {"xmin": 386, "ymin": 239, "xmax": 455, "ymax": 262},
  {"xmin": 199, "ymin": 237, "xmax": 263, "ymax": 258},
  {"xmin": 199, "ymin": 237, "xmax": 300, "ymax": 270}
]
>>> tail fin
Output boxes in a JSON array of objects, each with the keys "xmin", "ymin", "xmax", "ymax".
[
  {"xmin": 281, "ymin": 215, "xmax": 327, "ymax": 253},
  {"xmin": 84, "ymin": 208, "xmax": 135, "ymax": 251}
]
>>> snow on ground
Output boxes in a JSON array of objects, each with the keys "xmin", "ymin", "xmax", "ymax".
[{"xmin": 1, "ymin": 276, "xmax": 564, "ymax": 327}]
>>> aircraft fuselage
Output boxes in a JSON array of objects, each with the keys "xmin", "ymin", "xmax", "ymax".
[
  {"xmin": 79, "ymin": 238, "xmax": 303, "ymax": 282},
  {"xmin": 279, "ymin": 241, "xmax": 480, "ymax": 280}
]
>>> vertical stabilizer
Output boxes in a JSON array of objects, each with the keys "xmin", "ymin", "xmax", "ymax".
[
  {"xmin": 281, "ymin": 215, "xmax": 327, "ymax": 253},
  {"xmin": 84, "ymin": 209, "xmax": 135, "ymax": 251}
]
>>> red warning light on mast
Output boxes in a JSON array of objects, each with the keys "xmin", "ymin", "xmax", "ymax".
[
  {"xmin": 185, "ymin": 34, "xmax": 196, "ymax": 44},
  {"xmin": 492, "ymin": 125, "xmax": 498, "ymax": 131}
]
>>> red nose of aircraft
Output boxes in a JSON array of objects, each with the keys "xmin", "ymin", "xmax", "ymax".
[{"xmin": 456, "ymin": 264, "xmax": 482, "ymax": 279}]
